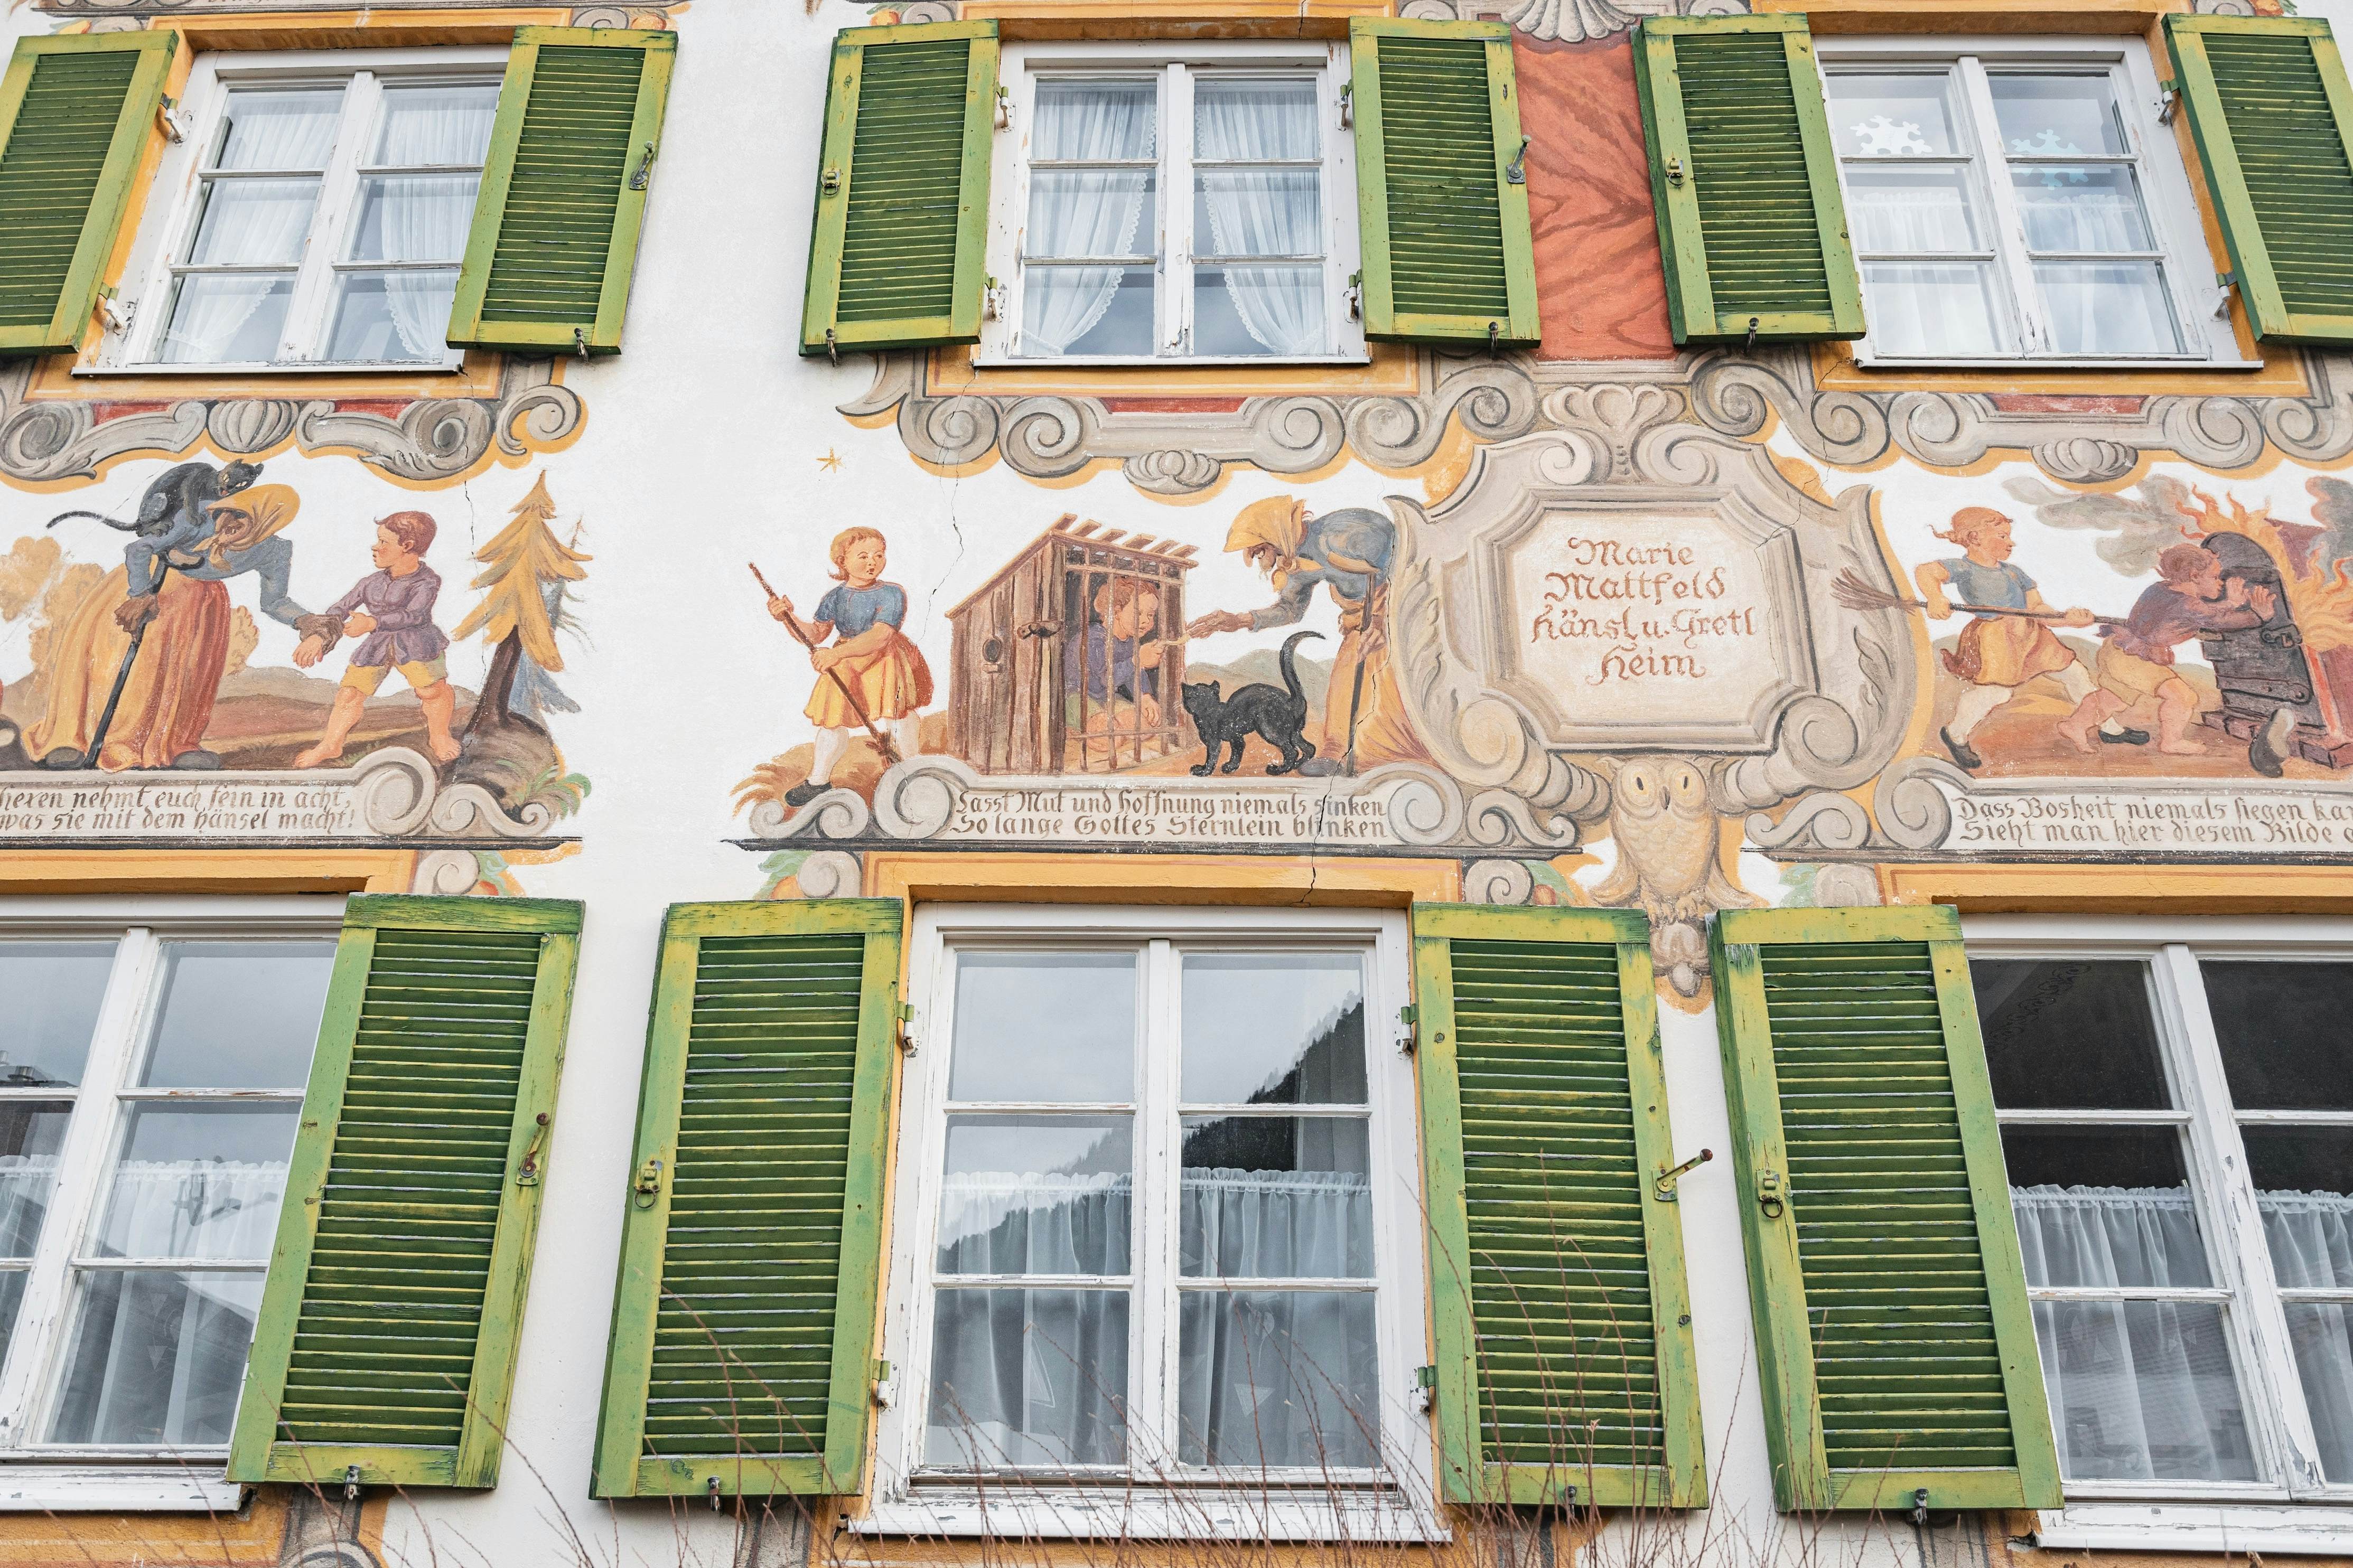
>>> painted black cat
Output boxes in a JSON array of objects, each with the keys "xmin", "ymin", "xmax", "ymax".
[{"xmin": 1181, "ymin": 630, "xmax": 1321, "ymax": 776}]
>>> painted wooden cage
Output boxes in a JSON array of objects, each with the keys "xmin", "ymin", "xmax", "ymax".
[{"xmin": 945, "ymin": 516, "xmax": 1197, "ymax": 774}]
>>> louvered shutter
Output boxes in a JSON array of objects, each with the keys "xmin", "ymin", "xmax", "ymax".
[
  {"xmin": 1350, "ymin": 18, "xmax": 1537, "ymax": 345},
  {"xmin": 800, "ymin": 21, "xmax": 997, "ymax": 359},
  {"xmin": 1632, "ymin": 16, "xmax": 1863, "ymax": 345},
  {"xmin": 228, "ymin": 896, "xmax": 583, "ymax": 1489},
  {"xmin": 1412, "ymin": 904, "xmax": 1705, "ymax": 1507},
  {"xmin": 593, "ymin": 900, "xmax": 901, "ymax": 1497},
  {"xmin": 2167, "ymin": 16, "xmax": 2353, "ymax": 343},
  {"xmin": 447, "ymin": 27, "xmax": 675, "ymax": 356},
  {"xmin": 0, "ymin": 32, "xmax": 176, "ymax": 357},
  {"xmin": 1708, "ymin": 907, "xmax": 2060, "ymax": 1512}
]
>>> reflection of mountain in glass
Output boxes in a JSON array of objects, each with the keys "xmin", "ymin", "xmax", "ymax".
[{"xmin": 1183, "ymin": 998, "xmax": 1364, "ymax": 1171}]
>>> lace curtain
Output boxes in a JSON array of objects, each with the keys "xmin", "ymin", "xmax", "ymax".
[
  {"xmin": 1023, "ymin": 83, "xmax": 1155, "ymax": 356},
  {"xmin": 163, "ymin": 93, "xmax": 342, "ymax": 363},
  {"xmin": 368, "ymin": 88, "xmax": 499, "ymax": 359},
  {"xmin": 925, "ymin": 1170, "xmax": 1378, "ymax": 1471},
  {"xmin": 1193, "ymin": 82, "xmax": 1324, "ymax": 356},
  {"xmin": 2014, "ymin": 1184, "xmax": 2353, "ymax": 1484}
]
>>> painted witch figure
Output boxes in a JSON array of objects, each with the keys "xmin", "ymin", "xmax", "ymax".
[
  {"xmin": 27, "ymin": 483, "xmax": 328, "ymax": 771},
  {"xmin": 766, "ymin": 526, "xmax": 932, "ymax": 806},
  {"xmin": 1184, "ymin": 496, "xmax": 1430, "ymax": 776}
]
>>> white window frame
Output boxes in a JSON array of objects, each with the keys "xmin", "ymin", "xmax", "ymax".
[
  {"xmin": 89, "ymin": 46, "xmax": 507, "ymax": 376},
  {"xmin": 976, "ymin": 41, "xmax": 1367, "ymax": 367},
  {"xmin": 1816, "ymin": 35, "xmax": 2256, "ymax": 369},
  {"xmin": 0, "ymin": 896, "xmax": 343, "ymax": 1510},
  {"xmin": 1966, "ymin": 913, "xmax": 2353, "ymax": 1548},
  {"xmin": 857, "ymin": 903, "xmax": 1439, "ymax": 1542}
]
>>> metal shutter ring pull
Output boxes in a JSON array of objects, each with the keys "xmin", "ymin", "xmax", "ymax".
[{"xmin": 1756, "ymin": 1167, "xmax": 1785, "ymax": 1218}]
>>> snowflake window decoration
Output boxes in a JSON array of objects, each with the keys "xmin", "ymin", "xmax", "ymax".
[
  {"xmin": 1852, "ymin": 115, "xmax": 1935, "ymax": 156},
  {"xmin": 2010, "ymin": 127, "xmax": 2092, "ymax": 186}
]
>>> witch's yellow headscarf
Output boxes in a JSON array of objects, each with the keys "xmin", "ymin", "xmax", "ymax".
[
  {"xmin": 1224, "ymin": 496, "xmax": 1307, "ymax": 579},
  {"xmin": 202, "ymin": 484, "xmax": 300, "ymax": 566}
]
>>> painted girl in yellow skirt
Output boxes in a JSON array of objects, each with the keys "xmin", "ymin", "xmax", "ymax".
[{"xmin": 765, "ymin": 526, "xmax": 931, "ymax": 805}]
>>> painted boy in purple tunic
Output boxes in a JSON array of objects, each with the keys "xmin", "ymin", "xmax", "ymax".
[{"xmin": 291, "ymin": 511, "xmax": 461, "ymax": 766}]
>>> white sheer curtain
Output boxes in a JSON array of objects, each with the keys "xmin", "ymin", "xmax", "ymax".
[
  {"xmin": 0, "ymin": 1154, "xmax": 58, "ymax": 1259},
  {"xmin": 1194, "ymin": 82, "xmax": 1323, "ymax": 356},
  {"xmin": 370, "ymin": 88, "xmax": 498, "ymax": 359},
  {"xmin": 93, "ymin": 1160, "xmax": 287, "ymax": 1260},
  {"xmin": 164, "ymin": 93, "xmax": 341, "ymax": 363},
  {"xmin": 1024, "ymin": 84, "xmax": 1155, "ymax": 356},
  {"xmin": 2263, "ymin": 1191, "xmax": 2353, "ymax": 1481}
]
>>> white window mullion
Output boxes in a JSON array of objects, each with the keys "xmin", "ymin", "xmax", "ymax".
[
  {"xmin": 0, "ymin": 930, "xmax": 156, "ymax": 1450},
  {"xmin": 1958, "ymin": 54, "xmax": 2048, "ymax": 355},
  {"xmin": 1162, "ymin": 63, "xmax": 1191, "ymax": 358},
  {"xmin": 1135, "ymin": 937, "xmax": 1179, "ymax": 1467},
  {"xmin": 2160, "ymin": 942, "xmax": 2332, "ymax": 1496},
  {"xmin": 279, "ymin": 70, "xmax": 379, "ymax": 360}
]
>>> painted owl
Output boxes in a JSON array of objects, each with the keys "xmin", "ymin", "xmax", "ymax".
[{"xmin": 1590, "ymin": 757, "xmax": 1761, "ymax": 996}]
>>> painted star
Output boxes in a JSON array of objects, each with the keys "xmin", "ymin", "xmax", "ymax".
[{"xmin": 817, "ymin": 449, "xmax": 843, "ymax": 473}]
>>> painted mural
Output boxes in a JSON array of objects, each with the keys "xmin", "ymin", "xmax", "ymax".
[{"xmin": 0, "ymin": 459, "xmax": 589, "ymax": 894}]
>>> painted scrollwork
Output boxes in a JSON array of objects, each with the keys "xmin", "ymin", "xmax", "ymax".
[{"xmin": 0, "ymin": 356, "xmax": 580, "ymax": 486}]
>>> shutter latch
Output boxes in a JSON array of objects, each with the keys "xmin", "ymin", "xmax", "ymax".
[
  {"xmin": 895, "ymin": 999, "xmax": 917, "ymax": 1055},
  {"xmin": 343, "ymin": 1464, "xmax": 362, "ymax": 1501},
  {"xmin": 632, "ymin": 1158, "xmax": 665, "ymax": 1208},
  {"xmin": 873, "ymin": 1358, "xmax": 894, "ymax": 1407},
  {"xmin": 1756, "ymin": 1168, "xmax": 1785, "ymax": 1219},
  {"xmin": 156, "ymin": 95, "xmax": 185, "ymax": 145},
  {"xmin": 515, "ymin": 1112, "xmax": 550, "ymax": 1186},
  {"xmin": 1411, "ymin": 1364, "xmax": 1435, "ymax": 1413},
  {"xmin": 1396, "ymin": 1002, "xmax": 1416, "ymax": 1055},
  {"xmin": 1338, "ymin": 80, "xmax": 1352, "ymax": 129},
  {"xmin": 629, "ymin": 142, "xmax": 656, "ymax": 192},
  {"xmin": 1653, "ymin": 1146, "xmax": 1713, "ymax": 1202},
  {"xmin": 821, "ymin": 166, "xmax": 842, "ymax": 194},
  {"xmin": 995, "ymin": 83, "xmax": 1012, "ymax": 129},
  {"xmin": 1506, "ymin": 136, "xmax": 1529, "ymax": 186},
  {"xmin": 1664, "ymin": 155, "xmax": 1685, "ymax": 186},
  {"xmin": 2157, "ymin": 80, "xmax": 2179, "ymax": 125}
]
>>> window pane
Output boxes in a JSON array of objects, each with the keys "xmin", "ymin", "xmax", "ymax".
[
  {"xmin": 1860, "ymin": 262, "xmax": 2010, "ymax": 355},
  {"xmin": 1182, "ymin": 1115, "xmax": 1370, "ymax": 1279},
  {"xmin": 1020, "ymin": 265, "xmax": 1155, "ymax": 358},
  {"xmin": 184, "ymin": 177, "xmax": 322, "ymax": 265},
  {"xmin": 1034, "ymin": 78, "xmax": 1156, "ymax": 161},
  {"xmin": 45, "ymin": 1270, "xmax": 263, "ymax": 1445},
  {"xmin": 347, "ymin": 175, "xmax": 481, "ymax": 262},
  {"xmin": 1176, "ymin": 1289, "xmax": 1378, "ymax": 1468},
  {"xmin": 1194, "ymin": 78, "xmax": 1317, "ymax": 162},
  {"xmin": 1028, "ymin": 170, "xmax": 1155, "ymax": 260},
  {"xmin": 213, "ymin": 88, "xmax": 344, "ymax": 171},
  {"xmin": 0, "ymin": 1107, "xmax": 72, "ymax": 1260},
  {"xmin": 158, "ymin": 274, "xmax": 295, "ymax": 365},
  {"xmin": 947, "ymin": 953, "xmax": 1135, "ymax": 1102},
  {"xmin": 91, "ymin": 1105, "xmax": 297, "ymax": 1262},
  {"xmin": 2035, "ymin": 261, "xmax": 2180, "ymax": 355},
  {"xmin": 0, "ymin": 1274, "xmax": 25, "ymax": 1381},
  {"xmin": 1180, "ymin": 953, "xmax": 1365, "ymax": 1104},
  {"xmin": 926, "ymin": 1288, "xmax": 1128, "ymax": 1467},
  {"xmin": 1195, "ymin": 171, "xmax": 1320, "ymax": 260},
  {"xmin": 2203, "ymin": 961, "xmax": 2353, "ymax": 1110},
  {"xmin": 372, "ymin": 83, "xmax": 499, "ymax": 166},
  {"xmin": 2010, "ymin": 166, "xmax": 2156, "ymax": 252},
  {"xmin": 938, "ymin": 1115, "xmax": 1132, "ymax": 1276},
  {"xmin": 1194, "ymin": 266, "xmax": 1323, "ymax": 356},
  {"xmin": 1846, "ymin": 166, "xmax": 1984, "ymax": 253},
  {"xmin": 2005, "ymin": 1127, "xmax": 2211, "ymax": 1288},
  {"xmin": 324, "ymin": 270, "xmax": 460, "ymax": 363},
  {"xmin": 1828, "ymin": 73, "xmax": 1963, "ymax": 157},
  {"xmin": 143, "ymin": 941, "xmax": 334, "ymax": 1089},
  {"xmin": 0, "ymin": 941, "xmax": 113, "ymax": 1087},
  {"xmin": 2247, "ymin": 1126, "xmax": 2353, "ymax": 1287},
  {"xmin": 2283, "ymin": 1304, "xmax": 2353, "ymax": 1482},
  {"xmin": 2034, "ymin": 1299, "xmax": 2257, "ymax": 1482},
  {"xmin": 1976, "ymin": 959, "xmax": 2170, "ymax": 1110},
  {"xmin": 1989, "ymin": 73, "xmax": 2130, "ymax": 157}
]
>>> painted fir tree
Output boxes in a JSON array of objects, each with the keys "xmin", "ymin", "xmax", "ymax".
[{"xmin": 451, "ymin": 471, "xmax": 589, "ymax": 733}]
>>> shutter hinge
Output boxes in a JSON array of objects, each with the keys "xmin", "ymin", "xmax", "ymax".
[
  {"xmin": 1411, "ymin": 1364, "xmax": 1435, "ymax": 1413},
  {"xmin": 632, "ymin": 1157, "xmax": 665, "ymax": 1208},
  {"xmin": 1911, "ymin": 1488, "xmax": 1931, "ymax": 1526},
  {"xmin": 2215, "ymin": 270, "xmax": 2239, "ymax": 319},
  {"xmin": 995, "ymin": 83, "xmax": 1012, "ymax": 129},
  {"xmin": 515, "ymin": 1112, "xmax": 550, "ymax": 1186},
  {"xmin": 1505, "ymin": 135, "xmax": 1529, "ymax": 186},
  {"xmin": 573, "ymin": 326, "xmax": 590, "ymax": 359},
  {"xmin": 873, "ymin": 1358, "xmax": 894, "ymax": 1407},
  {"xmin": 895, "ymin": 998, "xmax": 917, "ymax": 1055},
  {"xmin": 1486, "ymin": 320, "xmax": 1500, "ymax": 357},
  {"xmin": 1346, "ymin": 269, "xmax": 1362, "ymax": 321},
  {"xmin": 343, "ymin": 1465, "xmax": 362, "ymax": 1501},
  {"xmin": 1744, "ymin": 316, "xmax": 1760, "ymax": 353},
  {"xmin": 2157, "ymin": 80, "xmax": 2179, "ymax": 125},
  {"xmin": 1338, "ymin": 80, "xmax": 1353, "ymax": 129},
  {"xmin": 96, "ymin": 285, "xmax": 134, "ymax": 335},
  {"xmin": 156, "ymin": 95, "xmax": 184, "ymax": 144},
  {"xmin": 628, "ymin": 141, "xmax": 656, "ymax": 192},
  {"xmin": 825, "ymin": 326, "xmax": 839, "ymax": 366},
  {"xmin": 821, "ymin": 166, "xmax": 842, "ymax": 195},
  {"xmin": 984, "ymin": 275, "xmax": 1005, "ymax": 322},
  {"xmin": 1664, "ymin": 155, "xmax": 1685, "ymax": 186},
  {"xmin": 707, "ymin": 1476, "xmax": 724, "ymax": 1511},
  {"xmin": 1653, "ymin": 1147, "xmax": 1713, "ymax": 1201},
  {"xmin": 1396, "ymin": 1002, "xmax": 1416, "ymax": 1055}
]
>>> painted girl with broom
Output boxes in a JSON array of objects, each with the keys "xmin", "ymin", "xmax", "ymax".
[{"xmin": 763, "ymin": 526, "xmax": 931, "ymax": 806}]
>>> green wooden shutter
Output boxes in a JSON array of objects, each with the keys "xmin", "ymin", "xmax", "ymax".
[
  {"xmin": 593, "ymin": 899, "xmax": 901, "ymax": 1497},
  {"xmin": 0, "ymin": 32, "xmax": 176, "ymax": 358},
  {"xmin": 1632, "ymin": 16, "xmax": 1862, "ymax": 345},
  {"xmin": 228, "ymin": 896, "xmax": 583, "ymax": 1490},
  {"xmin": 1708, "ymin": 906, "xmax": 2059, "ymax": 1513},
  {"xmin": 1350, "ymin": 18, "xmax": 1537, "ymax": 346},
  {"xmin": 2167, "ymin": 15, "xmax": 2353, "ymax": 343},
  {"xmin": 448, "ymin": 26, "xmax": 675, "ymax": 356},
  {"xmin": 800, "ymin": 21, "xmax": 997, "ymax": 359},
  {"xmin": 1413, "ymin": 904, "xmax": 1705, "ymax": 1508}
]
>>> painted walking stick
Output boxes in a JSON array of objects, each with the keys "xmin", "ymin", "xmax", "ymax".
[
  {"xmin": 1831, "ymin": 568, "xmax": 2128, "ymax": 628},
  {"xmin": 83, "ymin": 557, "xmax": 172, "ymax": 765},
  {"xmin": 748, "ymin": 561, "xmax": 901, "ymax": 766}
]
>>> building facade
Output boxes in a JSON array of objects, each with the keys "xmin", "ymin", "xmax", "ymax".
[{"xmin": 0, "ymin": 0, "xmax": 2349, "ymax": 1562}]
